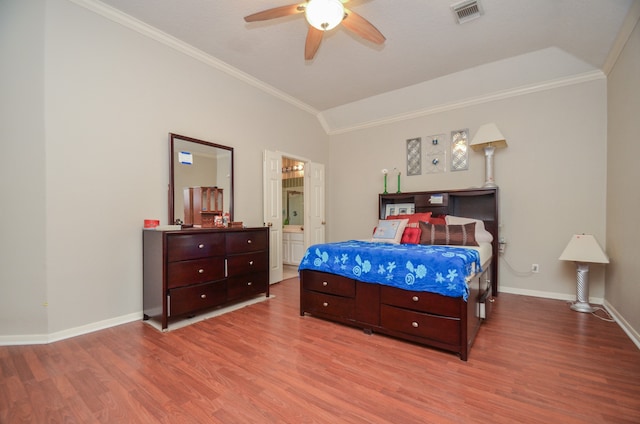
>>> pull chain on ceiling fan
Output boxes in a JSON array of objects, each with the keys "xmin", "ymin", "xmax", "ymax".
[{"xmin": 244, "ymin": 0, "xmax": 385, "ymax": 60}]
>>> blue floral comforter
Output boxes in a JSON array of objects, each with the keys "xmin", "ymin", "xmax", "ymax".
[{"xmin": 298, "ymin": 240, "xmax": 481, "ymax": 301}]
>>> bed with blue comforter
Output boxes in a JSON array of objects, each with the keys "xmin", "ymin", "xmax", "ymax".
[{"xmin": 298, "ymin": 240, "xmax": 481, "ymax": 301}]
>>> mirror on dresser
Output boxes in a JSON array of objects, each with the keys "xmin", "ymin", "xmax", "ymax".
[{"xmin": 169, "ymin": 133, "xmax": 234, "ymax": 226}]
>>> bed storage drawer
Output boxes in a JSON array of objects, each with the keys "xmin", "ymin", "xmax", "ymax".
[
  {"xmin": 380, "ymin": 286, "xmax": 461, "ymax": 318},
  {"xmin": 380, "ymin": 304, "xmax": 460, "ymax": 345},
  {"xmin": 169, "ymin": 280, "xmax": 226, "ymax": 317},
  {"xmin": 302, "ymin": 271, "xmax": 355, "ymax": 297},
  {"xmin": 303, "ymin": 291, "xmax": 355, "ymax": 319}
]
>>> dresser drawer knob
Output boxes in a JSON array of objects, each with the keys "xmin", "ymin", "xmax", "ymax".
[
  {"xmin": 412, "ymin": 296, "xmax": 419, "ymax": 302},
  {"xmin": 200, "ymin": 294, "xmax": 207, "ymax": 299},
  {"xmin": 412, "ymin": 321, "xmax": 419, "ymax": 328},
  {"xmin": 249, "ymin": 260, "xmax": 254, "ymax": 266},
  {"xmin": 247, "ymin": 281, "xmax": 252, "ymax": 286},
  {"xmin": 198, "ymin": 269, "xmax": 204, "ymax": 274},
  {"xmin": 322, "ymin": 281, "xmax": 328, "ymax": 286},
  {"xmin": 247, "ymin": 239, "xmax": 252, "ymax": 244},
  {"xmin": 198, "ymin": 244, "xmax": 205, "ymax": 249},
  {"xmin": 322, "ymin": 302, "xmax": 329, "ymax": 307}
]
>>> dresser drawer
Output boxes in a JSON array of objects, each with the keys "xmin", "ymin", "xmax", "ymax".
[
  {"xmin": 380, "ymin": 304, "xmax": 460, "ymax": 345},
  {"xmin": 167, "ymin": 233, "xmax": 225, "ymax": 262},
  {"xmin": 167, "ymin": 257, "xmax": 225, "ymax": 289},
  {"xmin": 226, "ymin": 230, "xmax": 268, "ymax": 254},
  {"xmin": 303, "ymin": 291, "xmax": 355, "ymax": 319},
  {"xmin": 380, "ymin": 286, "xmax": 460, "ymax": 318},
  {"xmin": 227, "ymin": 251, "xmax": 268, "ymax": 277},
  {"xmin": 301, "ymin": 271, "xmax": 355, "ymax": 297},
  {"xmin": 169, "ymin": 280, "xmax": 226, "ymax": 317},
  {"xmin": 227, "ymin": 272, "xmax": 269, "ymax": 300}
]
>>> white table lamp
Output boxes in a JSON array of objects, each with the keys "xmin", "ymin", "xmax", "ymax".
[
  {"xmin": 470, "ymin": 123, "xmax": 508, "ymax": 188},
  {"xmin": 559, "ymin": 234, "xmax": 609, "ymax": 313}
]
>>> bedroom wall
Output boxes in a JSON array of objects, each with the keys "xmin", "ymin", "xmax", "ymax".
[
  {"xmin": 0, "ymin": 0, "xmax": 49, "ymax": 338},
  {"xmin": 0, "ymin": 0, "xmax": 328, "ymax": 341},
  {"xmin": 327, "ymin": 78, "xmax": 607, "ymax": 302},
  {"xmin": 606, "ymin": 17, "xmax": 640, "ymax": 339}
]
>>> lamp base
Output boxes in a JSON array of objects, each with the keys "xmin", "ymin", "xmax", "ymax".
[
  {"xmin": 482, "ymin": 181, "xmax": 498, "ymax": 188},
  {"xmin": 570, "ymin": 301, "xmax": 596, "ymax": 313}
]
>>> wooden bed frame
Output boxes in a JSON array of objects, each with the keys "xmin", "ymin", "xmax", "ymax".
[{"xmin": 300, "ymin": 188, "xmax": 499, "ymax": 360}]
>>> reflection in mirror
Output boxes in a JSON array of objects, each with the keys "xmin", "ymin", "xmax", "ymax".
[
  {"xmin": 282, "ymin": 157, "xmax": 305, "ymax": 226},
  {"xmin": 169, "ymin": 133, "xmax": 233, "ymax": 226}
]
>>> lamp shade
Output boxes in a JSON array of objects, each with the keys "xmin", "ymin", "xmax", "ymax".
[
  {"xmin": 305, "ymin": 0, "xmax": 345, "ymax": 31},
  {"xmin": 559, "ymin": 234, "xmax": 609, "ymax": 263},
  {"xmin": 470, "ymin": 123, "xmax": 508, "ymax": 151}
]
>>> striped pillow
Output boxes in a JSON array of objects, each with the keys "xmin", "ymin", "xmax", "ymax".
[{"xmin": 418, "ymin": 221, "xmax": 478, "ymax": 246}]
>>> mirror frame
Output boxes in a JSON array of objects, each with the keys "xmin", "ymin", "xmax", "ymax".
[{"xmin": 169, "ymin": 133, "xmax": 234, "ymax": 225}]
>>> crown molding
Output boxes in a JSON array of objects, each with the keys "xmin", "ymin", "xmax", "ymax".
[
  {"xmin": 602, "ymin": 0, "xmax": 640, "ymax": 75},
  {"xmin": 322, "ymin": 70, "xmax": 605, "ymax": 135},
  {"xmin": 70, "ymin": 0, "xmax": 319, "ymax": 116}
]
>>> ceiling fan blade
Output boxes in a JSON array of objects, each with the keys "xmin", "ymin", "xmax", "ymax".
[
  {"xmin": 342, "ymin": 8, "xmax": 385, "ymax": 44},
  {"xmin": 305, "ymin": 26, "xmax": 324, "ymax": 60},
  {"xmin": 244, "ymin": 4, "xmax": 305, "ymax": 22}
]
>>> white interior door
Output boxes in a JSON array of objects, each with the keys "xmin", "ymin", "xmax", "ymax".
[
  {"xmin": 306, "ymin": 162, "xmax": 325, "ymax": 247},
  {"xmin": 263, "ymin": 150, "xmax": 283, "ymax": 284}
]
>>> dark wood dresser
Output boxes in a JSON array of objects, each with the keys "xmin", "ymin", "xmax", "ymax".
[{"xmin": 143, "ymin": 227, "xmax": 269, "ymax": 330}]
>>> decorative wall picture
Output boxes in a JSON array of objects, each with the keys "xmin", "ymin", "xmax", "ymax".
[
  {"xmin": 425, "ymin": 134, "xmax": 447, "ymax": 174},
  {"xmin": 450, "ymin": 129, "xmax": 469, "ymax": 171},
  {"xmin": 406, "ymin": 138, "xmax": 422, "ymax": 176}
]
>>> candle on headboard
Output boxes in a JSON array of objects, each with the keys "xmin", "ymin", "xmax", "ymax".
[{"xmin": 382, "ymin": 169, "xmax": 388, "ymax": 194}]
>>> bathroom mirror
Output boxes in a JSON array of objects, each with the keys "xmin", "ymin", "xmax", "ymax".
[{"xmin": 169, "ymin": 133, "xmax": 234, "ymax": 225}]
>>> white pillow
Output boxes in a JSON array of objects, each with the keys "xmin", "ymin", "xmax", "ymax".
[
  {"xmin": 371, "ymin": 219, "xmax": 409, "ymax": 244},
  {"xmin": 445, "ymin": 215, "xmax": 494, "ymax": 243}
]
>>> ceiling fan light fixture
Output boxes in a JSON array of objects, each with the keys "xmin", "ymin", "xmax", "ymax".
[{"xmin": 305, "ymin": 0, "xmax": 345, "ymax": 31}]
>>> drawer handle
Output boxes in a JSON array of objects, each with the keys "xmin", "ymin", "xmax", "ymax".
[
  {"xmin": 198, "ymin": 269, "xmax": 204, "ymax": 274},
  {"xmin": 322, "ymin": 281, "xmax": 328, "ymax": 286},
  {"xmin": 412, "ymin": 321, "xmax": 419, "ymax": 328},
  {"xmin": 247, "ymin": 239, "xmax": 252, "ymax": 244},
  {"xmin": 249, "ymin": 260, "xmax": 254, "ymax": 266},
  {"xmin": 198, "ymin": 243, "xmax": 205, "ymax": 249},
  {"xmin": 489, "ymin": 297, "xmax": 495, "ymax": 303},
  {"xmin": 200, "ymin": 294, "xmax": 207, "ymax": 299},
  {"xmin": 247, "ymin": 281, "xmax": 252, "ymax": 286},
  {"xmin": 322, "ymin": 302, "xmax": 329, "ymax": 307},
  {"xmin": 412, "ymin": 296, "xmax": 419, "ymax": 302}
]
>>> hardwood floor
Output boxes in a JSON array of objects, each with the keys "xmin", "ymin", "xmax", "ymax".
[{"xmin": 1, "ymin": 278, "xmax": 639, "ymax": 423}]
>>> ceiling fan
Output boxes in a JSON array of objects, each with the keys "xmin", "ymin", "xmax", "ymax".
[{"xmin": 244, "ymin": 0, "xmax": 385, "ymax": 60}]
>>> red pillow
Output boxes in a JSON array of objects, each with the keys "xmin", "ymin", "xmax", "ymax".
[
  {"xmin": 401, "ymin": 227, "xmax": 421, "ymax": 244},
  {"xmin": 387, "ymin": 212, "xmax": 432, "ymax": 228},
  {"xmin": 429, "ymin": 215, "xmax": 447, "ymax": 225}
]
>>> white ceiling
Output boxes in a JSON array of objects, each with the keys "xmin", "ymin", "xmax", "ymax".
[{"xmin": 92, "ymin": 0, "xmax": 634, "ymax": 114}]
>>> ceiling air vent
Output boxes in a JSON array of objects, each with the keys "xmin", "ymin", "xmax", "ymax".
[{"xmin": 451, "ymin": 0, "xmax": 484, "ymax": 24}]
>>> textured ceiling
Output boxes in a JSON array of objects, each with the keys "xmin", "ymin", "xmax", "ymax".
[{"xmin": 93, "ymin": 0, "xmax": 634, "ymax": 112}]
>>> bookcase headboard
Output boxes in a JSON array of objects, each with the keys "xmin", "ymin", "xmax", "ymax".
[{"xmin": 379, "ymin": 188, "xmax": 499, "ymax": 295}]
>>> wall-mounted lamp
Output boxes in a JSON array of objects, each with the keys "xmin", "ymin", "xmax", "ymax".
[
  {"xmin": 470, "ymin": 123, "xmax": 508, "ymax": 187},
  {"xmin": 559, "ymin": 234, "xmax": 609, "ymax": 313}
]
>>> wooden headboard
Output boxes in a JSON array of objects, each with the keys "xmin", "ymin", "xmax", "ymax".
[{"xmin": 379, "ymin": 188, "xmax": 499, "ymax": 295}]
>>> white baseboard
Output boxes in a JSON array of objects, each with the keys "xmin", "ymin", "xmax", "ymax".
[
  {"xmin": 499, "ymin": 285, "xmax": 603, "ymax": 305},
  {"xmin": 603, "ymin": 300, "xmax": 640, "ymax": 350},
  {"xmin": 500, "ymin": 285, "xmax": 639, "ymax": 350},
  {"xmin": 0, "ymin": 312, "xmax": 141, "ymax": 346}
]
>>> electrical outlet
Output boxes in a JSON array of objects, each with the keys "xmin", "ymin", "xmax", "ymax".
[{"xmin": 531, "ymin": 264, "xmax": 539, "ymax": 273}]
